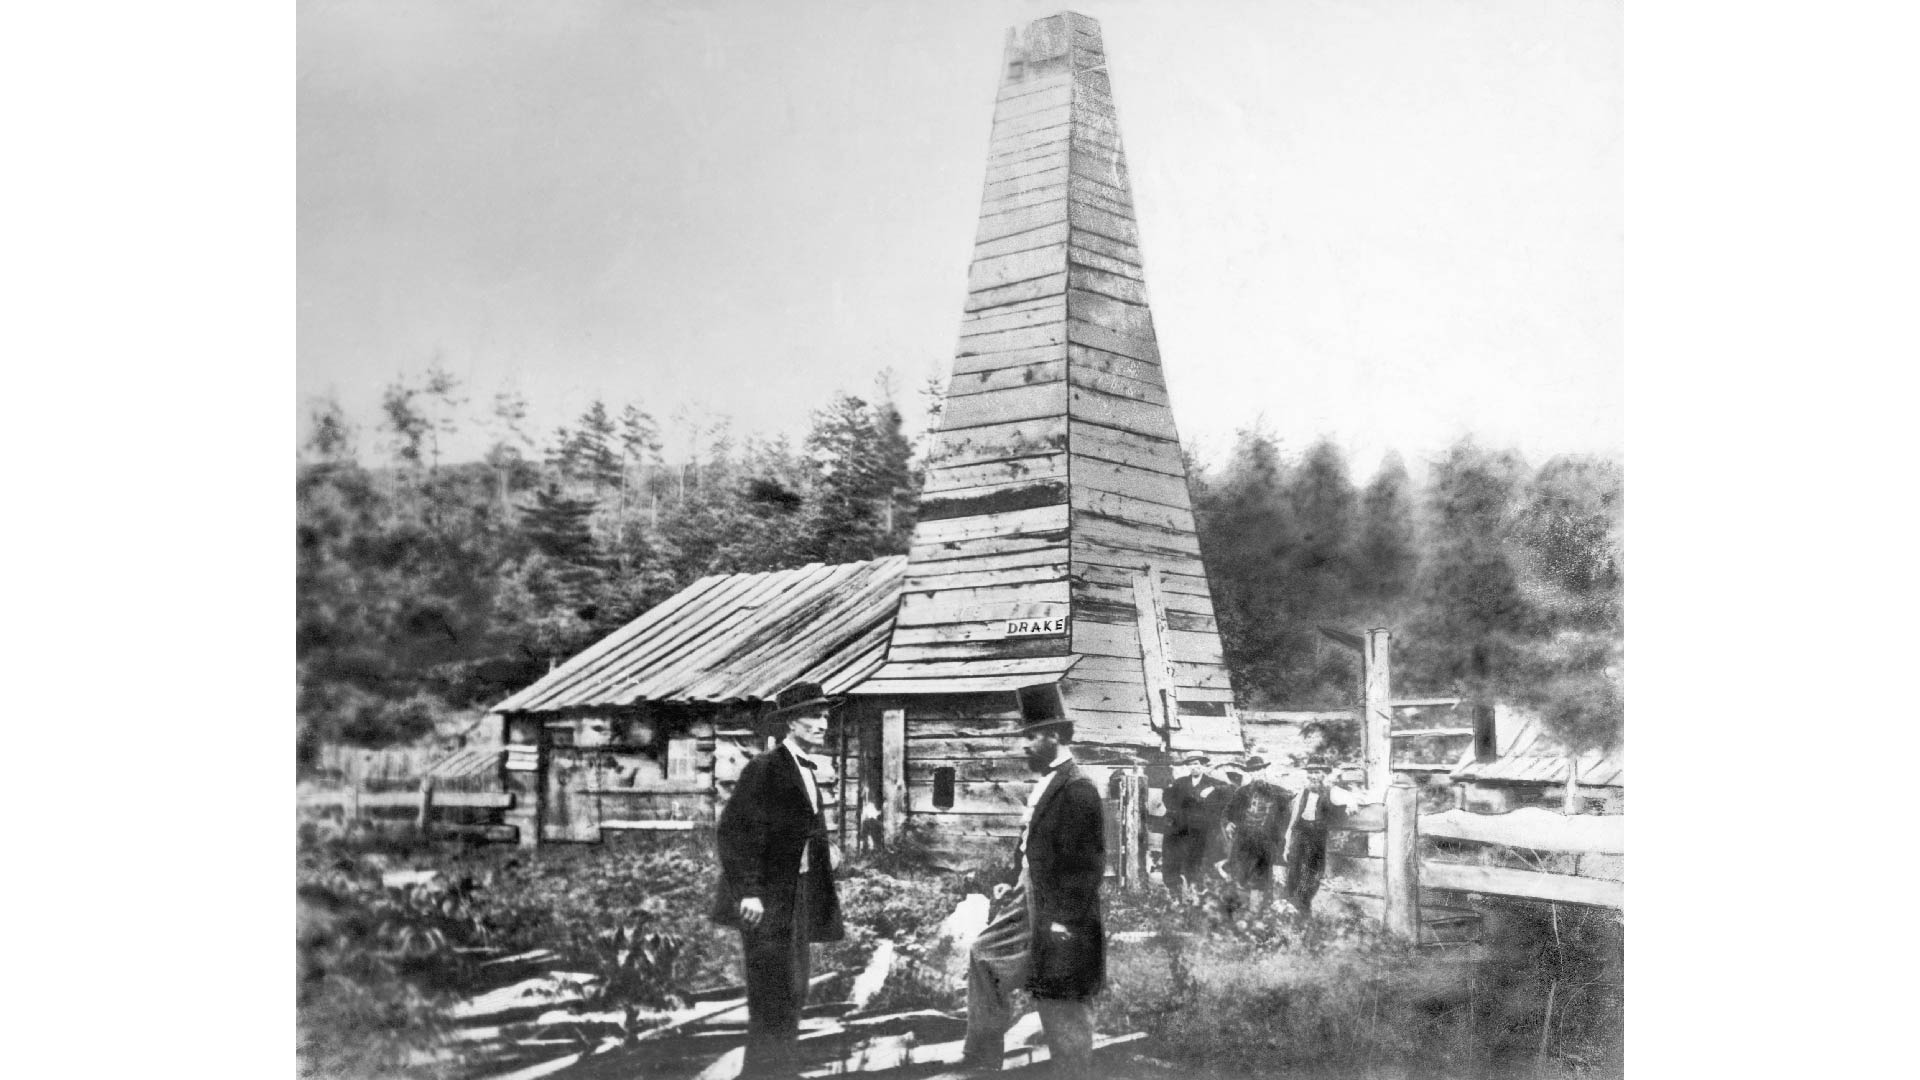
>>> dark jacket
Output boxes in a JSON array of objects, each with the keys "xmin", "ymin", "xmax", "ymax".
[
  {"xmin": 1226, "ymin": 779, "xmax": 1291, "ymax": 849},
  {"xmin": 710, "ymin": 744, "xmax": 844, "ymax": 942},
  {"xmin": 1021, "ymin": 760, "xmax": 1106, "ymax": 1001},
  {"xmin": 1164, "ymin": 773, "xmax": 1226, "ymax": 837}
]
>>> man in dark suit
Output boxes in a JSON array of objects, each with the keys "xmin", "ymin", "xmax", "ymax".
[
  {"xmin": 1282, "ymin": 758, "xmax": 1357, "ymax": 914},
  {"xmin": 1224, "ymin": 753, "xmax": 1291, "ymax": 905},
  {"xmin": 960, "ymin": 718, "xmax": 1105, "ymax": 1079},
  {"xmin": 1161, "ymin": 751, "xmax": 1225, "ymax": 895},
  {"xmin": 711, "ymin": 681, "xmax": 846, "ymax": 1078}
]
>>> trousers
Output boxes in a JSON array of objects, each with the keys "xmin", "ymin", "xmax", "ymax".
[
  {"xmin": 1285, "ymin": 823, "xmax": 1328, "ymax": 912},
  {"xmin": 738, "ymin": 872, "xmax": 817, "ymax": 1078},
  {"xmin": 962, "ymin": 879, "xmax": 1095, "ymax": 1078}
]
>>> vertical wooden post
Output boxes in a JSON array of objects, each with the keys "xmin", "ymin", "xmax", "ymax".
[
  {"xmin": 416, "ymin": 776, "xmax": 436, "ymax": 834},
  {"xmin": 1117, "ymin": 772, "xmax": 1145, "ymax": 891},
  {"xmin": 881, "ymin": 707, "xmax": 906, "ymax": 846},
  {"xmin": 1363, "ymin": 628, "xmax": 1393, "ymax": 795},
  {"xmin": 1383, "ymin": 774, "xmax": 1420, "ymax": 941},
  {"xmin": 1563, "ymin": 753, "xmax": 1583, "ymax": 815}
]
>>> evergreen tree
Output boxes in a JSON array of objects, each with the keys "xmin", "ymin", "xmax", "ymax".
[
  {"xmin": 380, "ymin": 379, "xmax": 430, "ymax": 468},
  {"xmin": 1396, "ymin": 438, "xmax": 1535, "ymax": 701},
  {"xmin": 305, "ymin": 395, "xmax": 356, "ymax": 465},
  {"xmin": 521, "ymin": 482, "xmax": 601, "ymax": 566},
  {"xmin": 1192, "ymin": 427, "xmax": 1301, "ymax": 707},
  {"xmin": 1354, "ymin": 450, "xmax": 1419, "ymax": 617},
  {"xmin": 797, "ymin": 391, "xmax": 917, "ymax": 564},
  {"xmin": 568, "ymin": 399, "xmax": 623, "ymax": 490}
]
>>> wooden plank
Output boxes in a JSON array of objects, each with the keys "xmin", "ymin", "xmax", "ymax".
[
  {"xmin": 903, "ymin": 559, "xmax": 1071, "ymax": 597},
  {"xmin": 1066, "ymin": 457, "xmax": 1190, "ymax": 509},
  {"xmin": 950, "ymin": 342, "xmax": 1069, "ymax": 378},
  {"xmin": 909, "ymin": 503, "xmax": 1069, "ymax": 548},
  {"xmin": 991, "ymin": 82, "xmax": 1072, "ymax": 120},
  {"xmin": 882, "ymin": 637, "xmax": 1071, "ymax": 663},
  {"xmin": 1068, "ymin": 199, "xmax": 1140, "ymax": 246},
  {"xmin": 979, "ymin": 182, "xmax": 1075, "ymax": 221},
  {"xmin": 964, "ymin": 272, "xmax": 1068, "ymax": 313},
  {"xmin": 1073, "ymin": 487, "xmax": 1197, "ymax": 534},
  {"xmin": 1073, "ymin": 513, "xmax": 1203, "ymax": 557},
  {"xmin": 1065, "ymin": 318, "xmax": 1159, "ymax": 364},
  {"xmin": 1069, "ymin": 362, "xmax": 1168, "ymax": 407},
  {"xmin": 890, "ymin": 617, "xmax": 1067, "ymax": 646},
  {"xmin": 1066, "ymin": 288, "xmax": 1153, "ymax": 338},
  {"xmin": 995, "ymin": 71, "xmax": 1074, "ymax": 103},
  {"xmin": 944, "ymin": 362, "xmax": 1068, "ymax": 405},
  {"xmin": 1069, "ymin": 144, "xmax": 1129, "ymax": 190},
  {"xmin": 908, "ymin": 758, "xmax": 1038, "ymax": 784},
  {"xmin": 895, "ymin": 587, "xmax": 1071, "ymax": 627},
  {"xmin": 1068, "ymin": 184, "xmax": 1135, "ymax": 224},
  {"xmin": 1132, "ymin": 571, "xmax": 1177, "ymax": 733},
  {"xmin": 1066, "ymin": 240, "xmax": 1143, "ymax": 281},
  {"xmin": 925, "ymin": 416, "xmax": 1067, "ymax": 468},
  {"xmin": 1070, "ymin": 385, "xmax": 1171, "ymax": 443},
  {"xmin": 908, "ymin": 534, "xmax": 1068, "ymax": 569},
  {"xmin": 986, "ymin": 136, "xmax": 1073, "ymax": 171},
  {"xmin": 955, "ymin": 322, "xmax": 1068, "ymax": 358},
  {"xmin": 1070, "ymin": 537, "xmax": 1207, "ymax": 580},
  {"xmin": 881, "ymin": 709, "xmax": 906, "ymax": 844},
  {"xmin": 976, "ymin": 199, "xmax": 1069, "ymax": 243},
  {"xmin": 982, "ymin": 153, "xmax": 1072, "ymax": 188},
  {"xmin": 1074, "ymin": 565, "xmax": 1213, "ymax": 608},
  {"xmin": 1069, "ymin": 228, "xmax": 1143, "ymax": 268},
  {"xmin": 1063, "ymin": 675, "xmax": 1150, "ymax": 716},
  {"xmin": 966, "ymin": 245, "xmax": 1068, "ymax": 294},
  {"xmin": 922, "ymin": 454, "xmax": 1068, "ymax": 497},
  {"xmin": 940, "ymin": 381, "xmax": 1067, "ymax": 431},
  {"xmin": 992, "ymin": 108, "xmax": 1076, "ymax": 141},
  {"xmin": 1068, "ymin": 170, "xmax": 1133, "ymax": 210},
  {"xmin": 1072, "ymin": 619, "xmax": 1140, "ymax": 660},
  {"xmin": 958, "ymin": 292, "xmax": 1065, "ymax": 332},
  {"xmin": 1418, "ymin": 807, "xmax": 1625, "ymax": 855},
  {"xmin": 1422, "ymin": 860, "xmax": 1623, "ymax": 908}
]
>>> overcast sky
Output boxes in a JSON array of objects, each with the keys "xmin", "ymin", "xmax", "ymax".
[{"xmin": 298, "ymin": 0, "xmax": 1620, "ymax": 477}]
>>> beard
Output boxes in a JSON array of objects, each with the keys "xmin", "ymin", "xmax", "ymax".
[{"xmin": 1024, "ymin": 744, "xmax": 1054, "ymax": 772}]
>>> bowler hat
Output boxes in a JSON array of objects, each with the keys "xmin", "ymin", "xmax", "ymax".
[
  {"xmin": 767, "ymin": 680, "xmax": 838, "ymax": 719},
  {"xmin": 1182, "ymin": 751, "xmax": 1210, "ymax": 765},
  {"xmin": 1243, "ymin": 754, "xmax": 1269, "ymax": 771}
]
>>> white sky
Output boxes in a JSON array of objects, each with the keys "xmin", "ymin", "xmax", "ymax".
[{"xmin": 298, "ymin": 0, "xmax": 1621, "ymax": 476}]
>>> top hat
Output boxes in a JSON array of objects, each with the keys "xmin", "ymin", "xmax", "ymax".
[
  {"xmin": 768, "ymin": 681, "xmax": 838, "ymax": 720},
  {"xmin": 1013, "ymin": 717, "xmax": 1075, "ymax": 738}
]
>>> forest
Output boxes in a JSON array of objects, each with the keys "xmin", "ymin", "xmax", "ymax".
[{"xmin": 296, "ymin": 366, "xmax": 1621, "ymax": 770}]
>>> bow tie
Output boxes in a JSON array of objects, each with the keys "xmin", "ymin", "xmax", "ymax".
[{"xmin": 796, "ymin": 757, "xmax": 818, "ymax": 771}]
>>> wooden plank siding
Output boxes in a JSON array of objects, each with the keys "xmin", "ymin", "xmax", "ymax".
[{"xmin": 862, "ymin": 12, "xmax": 1239, "ymax": 774}]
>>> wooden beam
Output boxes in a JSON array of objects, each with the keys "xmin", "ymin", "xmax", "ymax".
[
  {"xmin": 1422, "ymin": 860, "xmax": 1624, "ymax": 908},
  {"xmin": 1418, "ymin": 807, "xmax": 1625, "ymax": 855},
  {"xmin": 881, "ymin": 708, "xmax": 906, "ymax": 847},
  {"xmin": 1383, "ymin": 778, "xmax": 1419, "ymax": 940},
  {"xmin": 1363, "ymin": 628, "xmax": 1392, "ymax": 795}
]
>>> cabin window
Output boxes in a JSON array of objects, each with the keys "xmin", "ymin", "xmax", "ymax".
[
  {"xmin": 667, "ymin": 737, "xmax": 697, "ymax": 781},
  {"xmin": 1472, "ymin": 705, "xmax": 1497, "ymax": 761},
  {"xmin": 932, "ymin": 767, "xmax": 956, "ymax": 810}
]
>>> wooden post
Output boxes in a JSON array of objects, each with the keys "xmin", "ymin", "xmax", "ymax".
[
  {"xmin": 1383, "ymin": 775, "xmax": 1420, "ymax": 941},
  {"xmin": 881, "ymin": 707, "xmax": 906, "ymax": 846},
  {"xmin": 416, "ymin": 776, "xmax": 436, "ymax": 834},
  {"xmin": 1363, "ymin": 628, "xmax": 1392, "ymax": 795},
  {"xmin": 1117, "ymin": 772, "xmax": 1145, "ymax": 891},
  {"xmin": 1563, "ymin": 753, "xmax": 1583, "ymax": 815}
]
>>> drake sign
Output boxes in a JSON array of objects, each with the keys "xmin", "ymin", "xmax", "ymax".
[{"xmin": 1001, "ymin": 616, "xmax": 1068, "ymax": 638}]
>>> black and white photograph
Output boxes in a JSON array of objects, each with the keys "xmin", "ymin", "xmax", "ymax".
[{"xmin": 293, "ymin": 2, "xmax": 1629, "ymax": 1078}]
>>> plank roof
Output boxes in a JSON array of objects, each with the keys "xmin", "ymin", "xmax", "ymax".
[
  {"xmin": 1451, "ymin": 709, "xmax": 1624, "ymax": 787},
  {"xmin": 493, "ymin": 557, "xmax": 908, "ymax": 714}
]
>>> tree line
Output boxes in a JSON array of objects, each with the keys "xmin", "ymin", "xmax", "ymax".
[{"xmin": 297, "ymin": 369, "xmax": 1621, "ymax": 769}]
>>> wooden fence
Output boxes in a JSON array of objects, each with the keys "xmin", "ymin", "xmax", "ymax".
[
  {"xmin": 299, "ymin": 780, "xmax": 520, "ymax": 843},
  {"xmin": 1324, "ymin": 777, "xmax": 1622, "ymax": 935}
]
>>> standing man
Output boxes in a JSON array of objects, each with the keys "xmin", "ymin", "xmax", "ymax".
[
  {"xmin": 1282, "ymin": 758, "xmax": 1359, "ymax": 914},
  {"xmin": 711, "ymin": 681, "xmax": 846, "ymax": 1079},
  {"xmin": 1224, "ymin": 754, "xmax": 1291, "ymax": 905},
  {"xmin": 1161, "ymin": 752, "xmax": 1224, "ymax": 895},
  {"xmin": 960, "ymin": 718, "xmax": 1105, "ymax": 1079}
]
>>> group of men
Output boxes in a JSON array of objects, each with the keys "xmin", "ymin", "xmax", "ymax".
[
  {"xmin": 1162, "ymin": 750, "xmax": 1358, "ymax": 912},
  {"xmin": 710, "ymin": 679, "xmax": 1354, "ymax": 1078}
]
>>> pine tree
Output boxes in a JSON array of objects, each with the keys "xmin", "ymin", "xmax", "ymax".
[
  {"xmin": 569, "ymin": 400, "xmax": 623, "ymax": 490},
  {"xmin": 521, "ymin": 482, "xmax": 601, "ymax": 565},
  {"xmin": 1354, "ymin": 450, "xmax": 1419, "ymax": 616}
]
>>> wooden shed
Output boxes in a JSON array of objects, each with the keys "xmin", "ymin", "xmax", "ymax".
[
  {"xmin": 840, "ymin": 11, "xmax": 1243, "ymax": 867},
  {"xmin": 1451, "ymin": 705, "xmax": 1624, "ymax": 815},
  {"xmin": 490, "ymin": 558, "xmax": 906, "ymax": 845}
]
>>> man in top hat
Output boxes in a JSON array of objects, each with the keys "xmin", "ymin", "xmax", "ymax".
[
  {"xmin": 1281, "ymin": 758, "xmax": 1360, "ymax": 914},
  {"xmin": 1161, "ymin": 751, "xmax": 1226, "ymax": 895},
  {"xmin": 1224, "ymin": 753, "xmax": 1291, "ymax": 905},
  {"xmin": 711, "ymin": 681, "xmax": 846, "ymax": 1078},
  {"xmin": 959, "ymin": 717, "xmax": 1106, "ymax": 1079}
]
